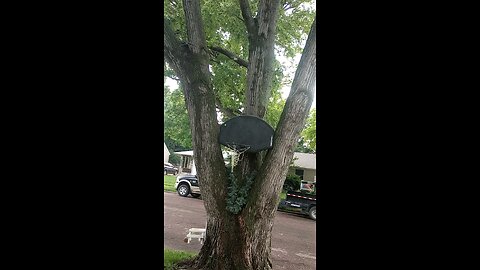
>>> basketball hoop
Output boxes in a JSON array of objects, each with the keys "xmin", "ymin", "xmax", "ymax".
[
  {"xmin": 218, "ymin": 115, "xmax": 274, "ymax": 173},
  {"xmin": 218, "ymin": 115, "xmax": 274, "ymax": 154},
  {"xmin": 225, "ymin": 143, "xmax": 250, "ymax": 172}
]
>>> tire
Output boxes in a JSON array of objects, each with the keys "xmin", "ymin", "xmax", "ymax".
[
  {"xmin": 177, "ymin": 184, "xmax": 190, "ymax": 197},
  {"xmin": 308, "ymin": 206, "xmax": 316, "ymax": 220},
  {"xmin": 191, "ymin": 193, "xmax": 201, "ymax": 198},
  {"xmin": 164, "ymin": 169, "xmax": 167, "ymax": 175}
]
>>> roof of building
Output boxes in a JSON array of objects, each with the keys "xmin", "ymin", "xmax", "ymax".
[
  {"xmin": 292, "ymin": 152, "xmax": 316, "ymax": 170},
  {"xmin": 174, "ymin": 150, "xmax": 194, "ymax": 156},
  {"xmin": 164, "ymin": 143, "xmax": 170, "ymax": 155}
]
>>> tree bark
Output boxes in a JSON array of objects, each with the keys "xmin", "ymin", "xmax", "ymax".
[
  {"xmin": 242, "ymin": 0, "xmax": 281, "ymax": 118},
  {"xmin": 165, "ymin": 0, "xmax": 229, "ymax": 218},
  {"xmin": 164, "ymin": 1, "xmax": 316, "ymax": 269}
]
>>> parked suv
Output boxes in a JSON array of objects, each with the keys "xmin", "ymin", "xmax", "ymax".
[
  {"xmin": 174, "ymin": 174, "xmax": 200, "ymax": 198},
  {"xmin": 164, "ymin": 162, "xmax": 178, "ymax": 175}
]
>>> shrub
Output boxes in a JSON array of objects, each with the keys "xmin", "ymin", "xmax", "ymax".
[{"xmin": 283, "ymin": 174, "xmax": 301, "ymax": 191}]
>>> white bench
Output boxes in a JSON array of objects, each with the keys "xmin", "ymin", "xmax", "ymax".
[{"xmin": 184, "ymin": 223, "xmax": 207, "ymax": 244}]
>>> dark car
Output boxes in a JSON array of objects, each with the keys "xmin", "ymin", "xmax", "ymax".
[{"xmin": 164, "ymin": 162, "xmax": 178, "ymax": 175}]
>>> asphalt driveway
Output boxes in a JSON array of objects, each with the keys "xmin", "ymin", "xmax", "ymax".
[{"xmin": 164, "ymin": 192, "xmax": 316, "ymax": 270}]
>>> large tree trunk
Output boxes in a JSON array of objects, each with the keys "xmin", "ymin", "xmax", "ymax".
[{"xmin": 164, "ymin": 1, "xmax": 316, "ymax": 269}]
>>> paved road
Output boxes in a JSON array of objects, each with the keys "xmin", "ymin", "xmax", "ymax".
[{"xmin": 164, "ymin": 192, "xmax": 316, "ymax": 270}]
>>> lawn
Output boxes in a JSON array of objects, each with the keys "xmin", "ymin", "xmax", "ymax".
[
  {"xmin": 164, "ymin": 248, "xmax": 197, "ymax": 270},
  {"xmin": 164, "ymin": 175, "xmax": 177, "ymax": 193}
]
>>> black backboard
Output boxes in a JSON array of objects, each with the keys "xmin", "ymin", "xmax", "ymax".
[{"xmin": 219, "ymin": 115, "xmax": 274, "ymax": 153}]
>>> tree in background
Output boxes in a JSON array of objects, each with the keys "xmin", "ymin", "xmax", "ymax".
[
  {"xmin": 164, "ymin": 85, "xmax": 192, "ymax": 151},
  {"xmin": 300, "ymin": 108, "xmax": 316, "ymax": 153},
  {"xmin": 164, "ymin": 0, "xmax": 315, "ymax": 269}
]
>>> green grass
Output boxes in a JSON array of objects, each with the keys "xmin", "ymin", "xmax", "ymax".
[
  {"xmin": 164, "ymin": 248, "xmax": 197, "ymax": 269},
  {"xmin": 164, "ymin": 175, "xmax": 177, "ymax": 193}
]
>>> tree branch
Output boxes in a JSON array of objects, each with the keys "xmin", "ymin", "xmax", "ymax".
[
  {"xmin": 257, "ymin": 0, "xmax": 281, "ymax": 38},
  {"xmin": 245, "ymin": 16, "xmax": 317, "ymax": 217},
  {"xmin": 234, "ymin": 15, "xmax": 245, "ymax": 23},
  {"xmin": 239, "ymin": 0, "xmax": 255, "ymax": 34},
  {"xmin": 165, "ymin": 4, "xmax": 227, "ymax": 221},
  {"xmin": 286, "ymin": 16, "xmax": 316, "ymax": 98},
  {"xmin": 215, "ymin": 96, "xmax": 240, "ymax": 119},
  {"xmin": 209, "ymin": 46, "xmax": 249, "ymax": 68},
  {"xmin": 182, "ymin": 0, "xmax": 208, "ymax": 55},
  {"xmin": 164, "ymin": 18, "xmax": 186, "ymax": 80},
  {"xmin": 243, "ymin": 0, "xmax": 281, "ymax": 118},
  {"xmin": 164, "ymin": 18, "xmax": 182, "ymax": 59}
]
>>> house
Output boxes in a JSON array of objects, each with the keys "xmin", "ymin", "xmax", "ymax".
[
  {"xmin": 175, "ymin": 149, "xmax": 316, "ymax": 183},
  {"xmin": 174, "ymin": 149, "xmax": 235, "ymax": 175},
  {"xmin": 174, "ymin": 150, "xmax": 196, "ymax": 175},
  {"xmin": 289, "ymin": 152, "xmax": 316, "ymax": 182},
  {"xmin": 164, "ymin": 143, "xmax": 170, "ymax": 163}
]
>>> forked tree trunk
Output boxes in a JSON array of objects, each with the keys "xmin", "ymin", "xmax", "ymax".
[
  {"xmin": 194, "ymin": 211, "xmax": 275, "ymax": 269},
  {"xmin": 164, "ymin": 1, "xmax": 316, "ymax": 269}
]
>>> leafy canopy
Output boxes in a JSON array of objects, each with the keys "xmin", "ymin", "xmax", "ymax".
[
  {"xmin": 164, "ymin": 0, "xmax": 315, "ymax": 127},
  {"xmin": 301, "ymin": 108, "xmax": 316, "ymax": 152},
  {"xmin": 164, "ymin": 85, "xmax": 192, "ymax": 150}
]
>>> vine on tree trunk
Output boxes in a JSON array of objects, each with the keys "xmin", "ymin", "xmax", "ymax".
[{"xmin": 226, "ymin": 170, "xmax": 257, "ymax": 214}]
